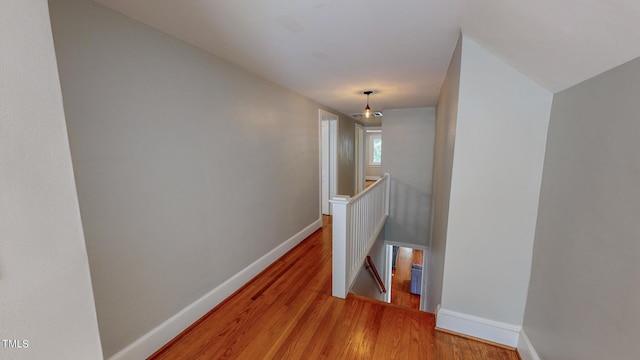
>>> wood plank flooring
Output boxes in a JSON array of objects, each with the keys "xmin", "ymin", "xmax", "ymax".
[
  {"xmin": 150, "ymin": 216, "xmax": 520, "ymax": 360},
  {"xmin": 391, "ymin": 247, "xmax": 423, "ymax": 310}
]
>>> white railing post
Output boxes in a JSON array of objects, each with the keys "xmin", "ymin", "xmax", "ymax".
[{"xmin": 330, "ymin": 195, "xmax": 350, "ymax": 298}]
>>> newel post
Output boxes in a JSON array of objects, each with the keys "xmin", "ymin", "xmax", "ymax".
[{"xmin": 330, "ymin": 195, "xmax": 350, "ymax": 299}]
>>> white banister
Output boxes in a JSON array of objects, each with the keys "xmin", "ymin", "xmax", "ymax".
[{"xmin": 331, "ymin": 173, "xmax": 390, "ymax": 298}]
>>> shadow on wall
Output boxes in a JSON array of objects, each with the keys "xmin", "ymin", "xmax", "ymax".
[{"xmin": 386, "ymin": 178, "xmax": 431, "ymax": 246}]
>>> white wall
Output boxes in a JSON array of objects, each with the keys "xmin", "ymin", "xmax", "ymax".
[
  {"xmin": 428, "ymin": 35, "xmax": 461, "ymax": 313},
  {"xmin": 521, "ymin": 56, "xmax": 640, "ymax": 360},
  {"xmin": 0, "ymin": 1, "xmax": 103, "ymax": 359},
  {"xmin": 49, "ymin": 0, "xmax": 350, "ymax": 357},
  {"xmin": 437, "ymin": 37, "xmax": 553, "ymax": 346},
  {"xmin": 382, "ymin": 108, "xmax": 436, "ymax": 248}
]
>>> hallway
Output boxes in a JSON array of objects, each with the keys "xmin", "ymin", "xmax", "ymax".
[{"xmin": 150, "ymin": 216, "xmax": 520, "ymax": 359}]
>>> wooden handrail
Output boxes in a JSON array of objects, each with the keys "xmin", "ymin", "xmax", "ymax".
[
  {"xmin": 349, "ymin": 173, "xmax": 389, "ymax": 203},
  {"xmin": 365, "ymin": 256, "xmax": 387, "ymax": 293}
]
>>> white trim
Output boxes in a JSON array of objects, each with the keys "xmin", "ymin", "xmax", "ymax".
[
  {"xmin": 368, "ymin": 133, "xmax": 382, "ymax": 166},
  {"xmin": 318, "ymin": 114, "xmax": 323, "ymax": 216},
  {"xmin": 329, "ymin": 119, "xmax": 337, "ymax": 207},
  {"xmin": 366, "ymin": 175, "xmax": 381, "ymax": 181},
  {"xmin": 384, "ymin": 244, "xmax": 392, "ymax": 303},
  {"xmin": 419, "ymin": 250, "xmax": 428, "ymax": 312},
  {"xmin": 319, "ymin": 109, "xmax": 338, "ymax": 216},
  {"xmin": 383, "ymin": 240, "xmax": 428, "ymax": 251},
  {"xmin": 436, "ymin": 308, "xmax": 521, "ymax": 347},
  {"xmin": 108, "ymin": 218, "xmax": 323, "ymax": 360},
  {"xmin": 355, "ymin": 124, "xmax": 365, "ymax": 194},
  {"xmin": 517, "ymin": 329, "xmax": 541, "ymax": 360}
]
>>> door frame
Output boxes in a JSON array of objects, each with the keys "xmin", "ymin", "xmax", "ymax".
[
  {"xmin": 384, "ymin": 241, "xmax": 428, "ymax": 309},
  {"xmin": 355, "ymin": 124, "xmax": 365, "ymax": 193},
  {"xmin": 319, "ymin": 109, "xmax": 338, "ymax": 216}
]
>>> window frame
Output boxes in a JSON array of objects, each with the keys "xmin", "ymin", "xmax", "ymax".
[{"xmin": 368, "ymin": 133, "xmax": 382, "ymax": 166}]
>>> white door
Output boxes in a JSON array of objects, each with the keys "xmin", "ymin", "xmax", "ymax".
[
  {"xmin": 321, "ymin": 121, "xmax": 330, "ymax": 215},
  {"xmin": 319, "ymin": 110, "xmax": 338, "ymax": 216},
  {"xmin": 355, "ymin": 124, "xmax": 365, "ymax": 193}
]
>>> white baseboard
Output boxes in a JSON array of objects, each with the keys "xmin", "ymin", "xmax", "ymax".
[
  {"xmin": 517, "ymin": 329, "xmax": 541, "ymax": 360},
  {"xmin": 435, "ymin": 308, "xmax": 521, "ymax": 347},
  {"xmin": 108, "ymin": 218, "xmax": 323, "ymax": 360},
  {"xmin": 366, "ymin": 175, "xmax": 381, "ymax": 180}
]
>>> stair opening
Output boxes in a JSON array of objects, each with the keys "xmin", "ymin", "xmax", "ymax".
[{"xmin": 389, "ymin": 245, "xmax": 424, "ymax": 311}]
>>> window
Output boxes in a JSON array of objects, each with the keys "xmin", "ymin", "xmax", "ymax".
[{"xmin": 369, "ymin": 134, "xmax": 382, "ymax": 166}]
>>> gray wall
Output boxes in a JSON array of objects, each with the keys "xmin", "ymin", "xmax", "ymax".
[
  {"xmin": 382, "ymin": 108, "xmax": 436, "ymax": 247},
  {"xmin": 523, "ymin": 56, "xmax": 640, "ymax": 359},
  {"xmin": 427, "ymin": 36, "xmax": 461, "ymax": 313},
  {"xmin": 0, "ymin": 0, "xmax": 103, "ymax": 358},
  {"xmin": 49, "ymin": 0, "xmax": 352, "ymax": 357},
  {"xmin": 338, "ymin": 115, "xmax": 357, "ymax": 196}
]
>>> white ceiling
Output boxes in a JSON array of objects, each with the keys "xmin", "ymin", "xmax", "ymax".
[{"xmin": 95, "ymin": 0, "xmax": 640, "ymax": 118}]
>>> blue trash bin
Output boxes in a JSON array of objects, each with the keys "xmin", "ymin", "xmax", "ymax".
[{"xmin": 410, "ymin": 263, "xmax": 422, "ymax": 295}]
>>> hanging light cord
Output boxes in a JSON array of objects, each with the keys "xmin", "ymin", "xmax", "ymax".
[{"xmin": 363, "ymin": 91, "xmax": 373, "ymax": 118}]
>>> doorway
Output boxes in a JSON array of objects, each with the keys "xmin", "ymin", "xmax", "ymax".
[
  {"xmin": 319, "ymin": 110, "xmax": 338, "ymax": 215},
  {"xmin": 365, "ymin": 128, "xmax": 382, "ymax": 181},
  {"xmin": 385, "ymin": 244, "xmax": 426, "ymax": 311},
  {"xmin": 355, "ymin": 124, "xmax": 365, "ymax": 194}
]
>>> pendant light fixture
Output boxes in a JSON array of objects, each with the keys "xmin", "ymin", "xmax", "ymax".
[{"xmin": 363, "ymin": 91, "xmax": 373, "ymax": 119}]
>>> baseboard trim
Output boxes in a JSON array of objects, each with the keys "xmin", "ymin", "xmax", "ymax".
[
  {"xmin": 435, "ymin": 327, "xmax": 516, "ymax": 350},
  {"xmin": 366, "ymin": 175, "xmax": 381, "ymax": 180},
  {"xmin": 517, "ymin": 329, "xmax": 541, "ymax": 360},
  {"xmin": 436, "ymin": 308, "xmax": 521, "ymax": 347},
  {"xmin": 108, "ymin": 218, "xmax": 323, "ymax": 360}
]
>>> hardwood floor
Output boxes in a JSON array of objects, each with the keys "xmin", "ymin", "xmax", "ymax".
[
  {"xmin": 150, "ymin": 216, "xmax": 520, "ymax": 360},
  {"xmin": 391, "ymin": 247, "xmax": 423, "ymax": 310}
]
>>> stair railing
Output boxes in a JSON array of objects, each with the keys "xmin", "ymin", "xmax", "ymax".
[
  {"xmin": 331, "ymin": 173, "xmax": 390, "ymax": 298},
  {"xmin": 365, "ymin": 256, "xmax": 387, "ymax": 293}
]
